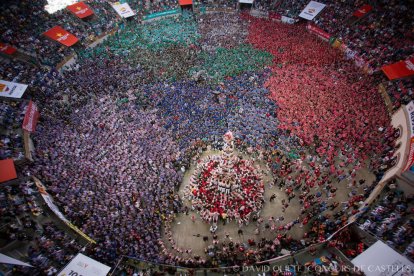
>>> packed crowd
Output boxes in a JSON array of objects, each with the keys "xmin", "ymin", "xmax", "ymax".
[
  {"xmin": 0, "ymin": 0, "xmax": 119, "ymax": 66},
  {"xmin": 31, "ymin": 97, "xmax": 184, "ymax": 265},
  {"xmin": 0, "ymin": 100, "xmax": 26, "ymax": 161},
  {"xmin": 0, "ymin": 0, "xmax": 411, "ymax": 273},
  {"xmin": 358, "ymin": 181, "xmax": 414, "ymax": 261},
  {"xmin": 0, "ymin": 179, "xmax": 86, "ymax": 276},
  {"xmin": 247, "ymin": 16, "xmax": 391, "ymax": 171}
]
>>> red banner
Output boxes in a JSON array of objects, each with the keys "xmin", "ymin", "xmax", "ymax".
[
  {"xmin": 306, "ymin": 23, "xmax": 331, "ymax": 40},
  {"xmin": 382, "ymin": 58, "xmax": 414, "ymax": 80},
  {"xmin": 0, "ymin": 159, "xmax": 17, "ymax": 183},
  {"xmin": 179, "ymin": 0, "xmax": 192, "ymax": 5},
  {"xmin": 0, "ymin": 42, "xmax": 17, "ymax": 55},
  {"xmin": 67, "ymin": 2, "xmax": 94, "ymax": 19},
  {"xmin": 43, "ymin": 26, "xmax": 79, "ymax": 47},
  {"xmin": 22, "ymin": 100, "xmax": 40, "ymax": 133},
  {"xmin": 353, "ymin": 4, "xmax": 372, "ymax": 18}
]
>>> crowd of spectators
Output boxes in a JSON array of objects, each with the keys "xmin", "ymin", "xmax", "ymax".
[
  {"xmin": 0, "ymin": 99, "xmax": 27, "ymax": 161},
  {"xmin": 0, "ymin": 0, "xmax": 412, "ymax": 274},
  {"xmin": 0, "ymin": 0, "xmax": 119, "ymax": 66},
  {"xmin": 358, "ymin": 180, "xmax": 414, "ymax": 261},
  {"xmin": 0, "ymin": 179, "xmax": 85, "ymax": 276}
]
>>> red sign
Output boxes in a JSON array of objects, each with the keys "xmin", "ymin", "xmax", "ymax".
[
  {"xmin": 307, "ymin": 23, "xmax": 331, "ymax": 40},
  {"xmin": 353, "ymin": 4, "xmax": 373, "ymax": 18},
  {"xmin": 22, "ymin": 100, "xmax": 40, "ymax": 133},
  {"xmin": 382, "ymin": 58, "xmax": 414, "ymax": 80},
  {"xmin": 67, "ymin": 2, "xmax": 94, "ymax": 19},
  {"xmin": 179, "ymin": 0, "xmax": 192, "ymax": 5},
  {"xmin": 43, "ymin": 26, "xmax": 79, "ymax": 47},
  {"xmin": 0, "ymin": 42, "xmax": 17, "ymax": 55},
  {"xmin": 0, "ymin": 159, "xmax": 17, "ymax": 183}
]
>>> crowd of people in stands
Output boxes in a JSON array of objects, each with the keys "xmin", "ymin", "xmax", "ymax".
[
  {"xmin": 0, "ymin": 0, "xmax": 413, "ymax": 274},
  {"xmin": 0, "ymin": 179, "xmax": 86, "ymax": 276},
  {"xmin": 358, "ymin": 180, "xmax": 414, "ymax": 261},
  {"xmin": 0, "ymin": 99, "xmax": 26, "ymax": 161}
]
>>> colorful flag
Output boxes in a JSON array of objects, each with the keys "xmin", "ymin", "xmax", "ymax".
[
  {"xmin": 43, "ymin": 26, "xmax": 79, "ymax": 47},
  {"xmin": 382, "ymin": 58, "xmax": 414, "ymax": 80},
  {"xmin": 67, "ymin": 2, "xmax": 94, "ymax": 18}
]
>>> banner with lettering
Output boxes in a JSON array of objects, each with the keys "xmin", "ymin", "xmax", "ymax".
[
  {"xmin": 0, "ymin": 80, "xmax": 28, "ymax": 99},
  {"xmin": 353, "ymin": 4, "xmax": 372, "ymax": 18},
  {"xmin": 306, "ymin": 23, "xmax": 331, "ymax": 41},
  {"xmin": 57, "ymin": 254, "xmax": 111, "ymax": 276},
  {"xmin": 382, "ymin": 58, "xmax": 414, "ymax": 80},
  {"xmin": 22, "ymin": 101, "xmax": 40, "ymax": 133},
  {"xmin": 0, "ymin": 42, "xmax": 17, "ymax": 55},
  {"xmin": 43, "ymin": 26, "xmax": 79, "ymax": 47},
  {"xmin": 67, "ymin": 2, "xmax": 94, "ymax": 19},
  {"xmin": 111, "ymin": 2, "xmax": 135, "ymax": 18},
  {"xmin": 299, "ymin": 1, "xmax": 326, "ymax": 20},
  {"xmin": 404, "ymin": 101, "xmax": 414, "ymax": 171}
]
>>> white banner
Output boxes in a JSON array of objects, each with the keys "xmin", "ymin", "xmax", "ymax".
[
  {"xmin": 352, "ymin": 241, "xmax": 414, "ymax": 276},
  {"xmin": 58, "ymin": 253, "xmax": 111, "ymax": 276},
  {"xmin": 281, "ymin": 16, "xmax": 295, "ymax": 24},
  {"xmin": 406, "ymin": 101, "xmax": 414, "ymax": 136},
  {"xmin": 0, "ymin": 253, "xmax": 33, "ymax": 267},
  {"xmin": 111, "ymin": 2, "xmax": 135, "ymax": 18},
  {"xmin": 299, "ymin": 1, "xmax": 326, "ymax": 20},
  {"xmin": 0, "ymin": 80, "xmax": 28, "ymax": 99},
  {"xmin": 404, "ymin": 101, "xmax": 414, "ymax": 171},
  {"xmin": 239, "ymin": 0, "xmax": 254, "ymax": 3}
]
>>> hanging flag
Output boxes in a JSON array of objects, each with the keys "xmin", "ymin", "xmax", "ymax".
[
  {"xmin": 67, "ymin": 2, "xmax": 94, "ymax": 19},
  {"xmin": 22, "ymin": 100, "xmax": 40, "ymax": 133},
  {"xmin": 353, "ymin": 4, "xmax": 373, "ymax": 18},
  {"xmin": 381, "ymin": 58, "xmax": 414, "ymax": 80},
  {"xmin": 0, "ymin": 42, "xmax": 17, "ymax": 55},
  {"xmin": 43, "ymin": 26, "xmax": 79, "ymax": 47},
  {"xmin": 0, "ymin": 79, "xmax": 28, "ymax": 99},
  {"xmin": 111, "ymin": 2, "xmax": 135, "ymax": 18},
  {"xmin": 0, "ymin": 159, "xmax": 17, "ymax": 183},
  {"xmin": 299, "ymin": 1, "xmax": 326, "ymax": 20}
]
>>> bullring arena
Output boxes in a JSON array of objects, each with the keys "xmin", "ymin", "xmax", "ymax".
[{"xmin": 0, "ymin": 0, "xmax": 413, "ymax": 275}]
